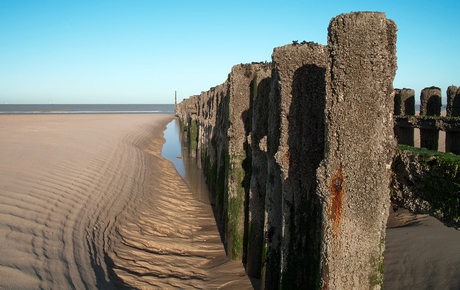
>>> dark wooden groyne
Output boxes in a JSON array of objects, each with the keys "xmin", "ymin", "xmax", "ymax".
[
  {"xmin": 176, "ymin": 12, "xmax": 397, "ymax": 289},
  {"xmin": 394, "ymin": 86, "xmax": 460, "ymax": 154},
  {"xmin": 392, "ymin": 86, "xmax": 460, "ymax": 231}
]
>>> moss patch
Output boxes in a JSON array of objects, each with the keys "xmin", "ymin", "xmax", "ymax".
[
  {"xmin": 189, "ymin": 119, "xmax": 198, "ymax": 152},
  {"xmin": 370, "ymin": 236, "xmax": 385, "ymax": 287},
  {"xmin": 398, "ymin": 144, "xmax": 460, "ymax": 165},
  {"xmin": 397, "ymin": 145, "xmax": 460, "ymax": 227},
  {"xmin": 226, "ymin": 153, "xmax": 250, "ymax": 260},
  {"xmin": 261, "ymin": 242, "xmax": 267, "ymax": 280}
]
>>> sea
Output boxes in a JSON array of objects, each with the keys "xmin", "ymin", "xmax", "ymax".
[
  {"xmin": 0, "ymin": 103, "xmax": 209, "ymax": 203},
  {"xmin": 0, "ymin": 104, "xmax": 175, "ymax": 115},
  {"xmin": 161, "ymin": 118, "xmax": 211, "ymax": 204}
]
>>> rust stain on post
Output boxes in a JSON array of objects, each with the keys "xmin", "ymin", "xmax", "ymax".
[{"xmin": 329, "ymin": 163, "xmax": 344, "ymax": 236}]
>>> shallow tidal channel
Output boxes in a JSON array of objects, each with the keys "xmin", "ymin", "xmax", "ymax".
[{"xmin": 161, "ymin": 118, "xmax": 211, "ymax": 204}]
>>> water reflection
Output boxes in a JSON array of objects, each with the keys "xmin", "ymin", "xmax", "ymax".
[{"xmin": 161, "ymin": 118, "xmax": 211, "ymax": 204}]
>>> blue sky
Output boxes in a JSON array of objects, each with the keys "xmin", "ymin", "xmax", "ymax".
[{"xmin": 0, "ymin": 0, "xmax": 458, "ymax": 104}]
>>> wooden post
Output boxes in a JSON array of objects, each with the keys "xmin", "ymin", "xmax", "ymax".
[{"xmin": 420, "ymin": 87, "xmax": 441, "ymax": 150}]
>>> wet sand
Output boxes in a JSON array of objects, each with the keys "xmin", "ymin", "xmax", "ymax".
[{"xmin": 0, "ymin": 114, "xmax": 253, "ymax": 289}]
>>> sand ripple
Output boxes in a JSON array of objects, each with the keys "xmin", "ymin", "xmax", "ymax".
[
  {"xmin": 0, "ymin": 114, "xmax": 253, "ymax": 289},
  {"xmin": 104, "ymin": 121, "xmax": 253, "ymax": 289}
]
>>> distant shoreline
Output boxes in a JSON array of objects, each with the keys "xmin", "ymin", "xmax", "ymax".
[{"xmin": 0, "ymin": 104, "xmax": 175, "ymax": 115}]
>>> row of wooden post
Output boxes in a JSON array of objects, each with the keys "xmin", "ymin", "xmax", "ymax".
[{"xmin": 394, "ymin": 86, "xmax": 460, "ymax": 154}]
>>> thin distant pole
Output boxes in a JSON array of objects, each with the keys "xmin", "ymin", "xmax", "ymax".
[{"xmin": 175, "ymin": 90, "xmax": 177, "ymax": 105}]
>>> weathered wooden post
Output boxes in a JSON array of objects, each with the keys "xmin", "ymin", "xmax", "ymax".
[
  {"xmin": 447, "ymin": 86, "xmax": 460, "ymax": 117},
  {"xmin": 246, "ymin": 67, "xmax": 271, "ymax": 278},
  {"xmin": 186, "ymin": 95, "xmax": 199, "ymax": 158},
  {"xmin": 446, "ymin": 85, "xmax": 460, "ymax": 153},
  {"xmin": 317, "ymin": 12, "xmax": 397, "ymax": 289},
  {"xmin": 394, "ymin": 88, "xmax": 415, "ymax": 146},
  {"xmin": 225, "ymin": 63, "xmax": 271, "ymax": 262},
  {"xmin": 260, "ymin": 42, "xmax": 328, "ymax": 289},
  {"xmin": 420, "ymin": 86, "xmax": 442, "ymax": 150}
]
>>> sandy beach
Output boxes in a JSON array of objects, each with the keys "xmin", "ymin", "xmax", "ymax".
[
  {"xmin": 0, "ymin": 114, "xmax": 253, "ymax": 289},
  {"xmin": 1, "ymin": 113, "xmax": 458, "ymax": 289},
  {"xmin": 384, "ymin": 209, "xmax": 460, "ymax": 289}
]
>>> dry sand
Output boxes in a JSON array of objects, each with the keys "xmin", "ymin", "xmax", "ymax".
[
  {"xmin": 384, "ymin": 209, "xmax": 460, "ymax": 289},
  {"xmin": 0, "ymin": 114, "xmax": 253, "ymax": 289}
]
